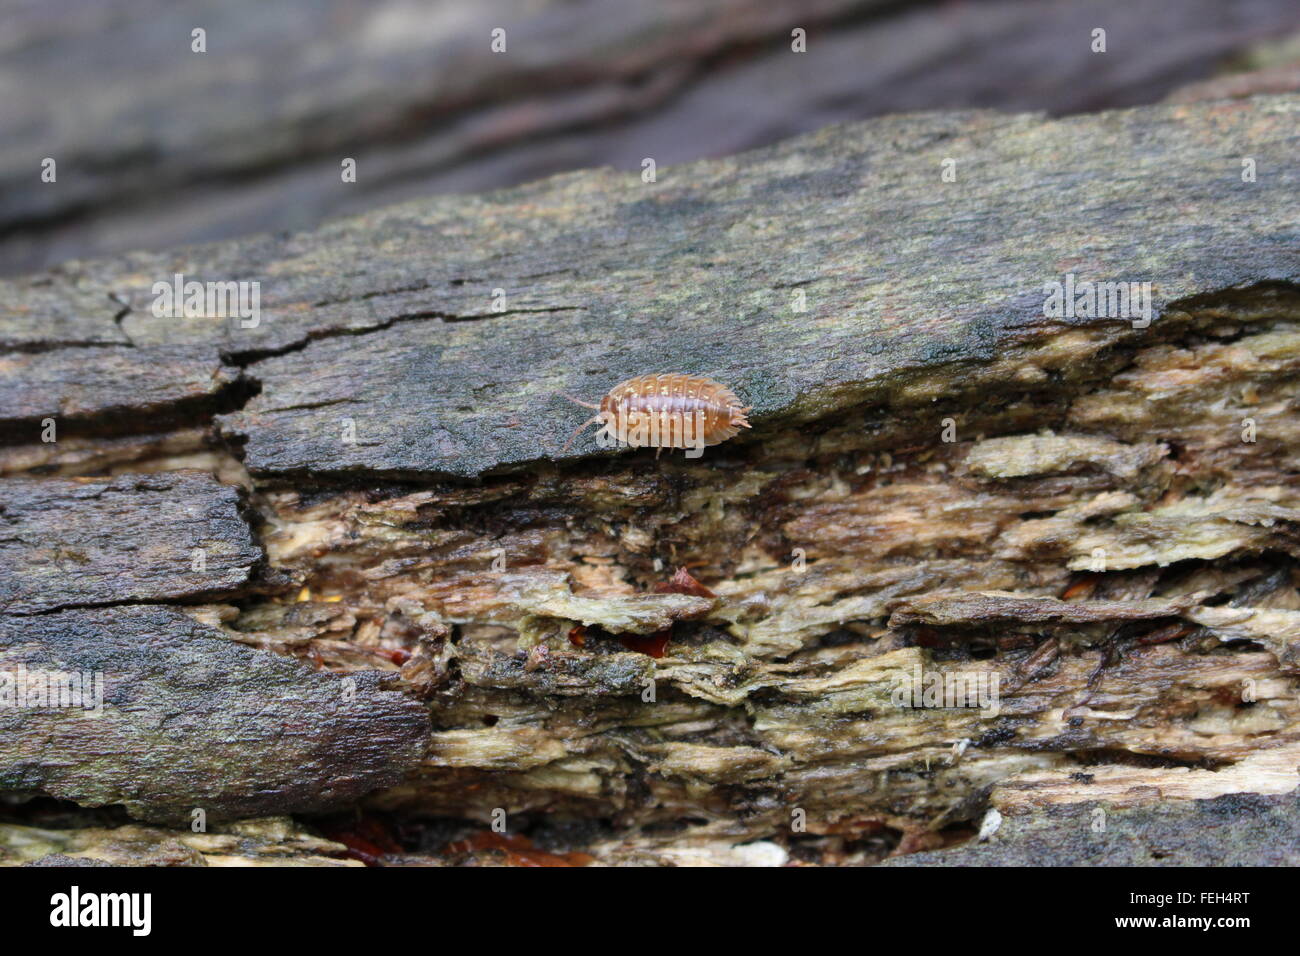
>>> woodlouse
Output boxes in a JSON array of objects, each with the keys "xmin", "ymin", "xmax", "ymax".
[{"xmin": 561, "ymin": 373, "xmax": 751, "ymax": 456}]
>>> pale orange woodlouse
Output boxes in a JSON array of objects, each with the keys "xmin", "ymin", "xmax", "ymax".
[{"xmin": 561, "ymin": 374, "xmax": 751, "ymax": 456}]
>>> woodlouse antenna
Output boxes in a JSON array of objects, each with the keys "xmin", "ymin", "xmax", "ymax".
[
  {"xmin": 560, "ymin": 392, "xmax": 600, "ymax": 410},
  {"xmin": 561, "ymin": 415, "xmax": 602, "ymax": 453}
]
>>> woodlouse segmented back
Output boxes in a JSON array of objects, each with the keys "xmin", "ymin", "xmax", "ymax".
[{"xmin": 561, "ymin": 373, "xmax": 751, "ymax": 456}]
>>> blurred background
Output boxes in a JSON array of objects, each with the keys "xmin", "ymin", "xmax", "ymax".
[{"xmin": 2, "ymin": 0, "xmax": 1298, "ymax": 276}]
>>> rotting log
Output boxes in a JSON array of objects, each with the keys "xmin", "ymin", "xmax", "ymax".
[
  {"xmin": 0, "ymin": 817, "xmax": 360, "ymax": 867},
  {"xmin": 1, "ymin": 95, "xmax": 1299, "ymax": 865},
  {"xmin": 0, "ymin": 472, "xmax": 260, "ymax": 613},
  {"xmin": 0, "ymin": 606, "xmax": 430, "ymax": 825}
]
